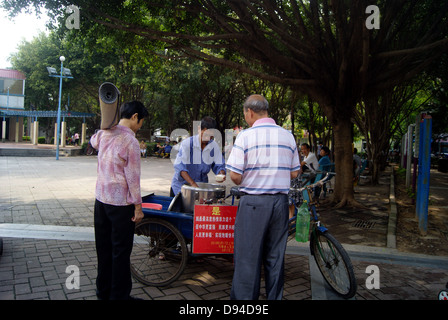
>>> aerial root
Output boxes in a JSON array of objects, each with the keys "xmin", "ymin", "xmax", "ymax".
[{"xmin": 334, "ymin": 197, "xmax": 368, "ymax": 209}]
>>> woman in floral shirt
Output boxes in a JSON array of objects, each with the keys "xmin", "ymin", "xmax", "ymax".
[{"xmin": 90, "ymin": 100, "xmax": 149, "ymax": 300}]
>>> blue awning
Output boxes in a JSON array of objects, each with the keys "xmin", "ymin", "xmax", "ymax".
[{"xmin": 0, "ymin": 109, "xmax": 95, "ymax": 118}]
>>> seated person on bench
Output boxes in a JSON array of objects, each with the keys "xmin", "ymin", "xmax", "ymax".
[
  {"xmin": 299, "ymin": 143, "xmax": 319, "ymax": 181},
  {"xmin": 315, "ymin": 146, "xmax": 333, "ymax": 198},
  {"xmin": 163, "ymin": 144, "xmax": 172, "ymax": 158}
]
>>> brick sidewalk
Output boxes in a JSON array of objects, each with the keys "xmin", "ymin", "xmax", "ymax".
[{"xmin": 1, "ymin": 237, "xmax": 447, "ymax": 300}]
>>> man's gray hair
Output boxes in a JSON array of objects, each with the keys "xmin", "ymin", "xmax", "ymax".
[{"xmin": 243, "ymin": 94, "xmax": 269, "ymax": 114}]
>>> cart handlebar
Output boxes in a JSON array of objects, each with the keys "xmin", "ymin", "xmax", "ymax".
[{"xmin": 227, "ymin": 172, "xmax": 335, "ymax": 198}]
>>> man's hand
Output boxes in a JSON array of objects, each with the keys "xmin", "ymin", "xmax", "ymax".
[
  {"xmin": 132, "ymin": 204, "xmax": 144, "ymax": 224},
  {"xmin": 180, "ymin": 171, "xmax": 198, "ymax": 188},
  {"xmin": 217, "ymin": 170, "xmax": 226, "ymax": 182}
]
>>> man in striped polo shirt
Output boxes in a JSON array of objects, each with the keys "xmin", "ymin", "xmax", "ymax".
[{"xmin": 227, "ymin": 94, "xmax": 300, "ymax": 300}]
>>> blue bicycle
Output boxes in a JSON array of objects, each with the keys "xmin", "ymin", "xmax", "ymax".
[{"xmin": 289, "ymin": 172, "xmax": 357, "ymax": 299}]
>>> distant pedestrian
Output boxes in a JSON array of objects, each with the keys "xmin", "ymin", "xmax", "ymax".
[
  {"xmin": 140, "ymin": 140, "xmax": 147, "ymax": 158},
  {"xmin": 353, "ymin": 147, "xmax": 362, "ymax": 182},
  {"xmin": 317, "ymin": 142, "xmax": 323, "ymax": 159}
]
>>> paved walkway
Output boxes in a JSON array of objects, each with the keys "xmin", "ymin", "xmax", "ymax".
[{"xmin": 1, "ymin": 154, "xmax": 448, "ymax": 301}]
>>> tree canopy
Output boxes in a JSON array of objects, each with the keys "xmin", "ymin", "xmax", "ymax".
[{"xmin": 2, "ymin": 0, "xmax": 447, "ymax": 207}]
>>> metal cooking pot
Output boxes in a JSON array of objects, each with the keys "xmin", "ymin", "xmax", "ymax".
[{"xmin": 181, "ymin": 182, "xmax": 226, "ymax": 213}]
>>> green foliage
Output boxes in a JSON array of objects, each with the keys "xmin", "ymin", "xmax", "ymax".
[
  {"xmin": 3, "ymin": 0, "xmax": 447, "ymax": 192},
  {"xmin": 426, "ymin": 53, "xmax": 448, "ymax": 135},
  {"xmin": 396, "ymin": 167, "xmax": 406, "ymax": 178},
  {"xmin": 81, "ymin": 141, "xmax": 88, "ymax": 152},
  {"xmin": 9, "ymin": 32, "xmax": 63, "ymax": 111},
  {"xmin": 406, "ymin": 187, "xmax": 416, "ymax": 200},
  {"xmin": 146, "ymin": 142, "xmax": 158, "ymax": 156}
]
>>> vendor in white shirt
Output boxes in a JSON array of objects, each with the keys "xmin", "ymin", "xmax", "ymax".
[{"xmin": 299, "ymin": 143, "xmax": 319, "ymax": 173}]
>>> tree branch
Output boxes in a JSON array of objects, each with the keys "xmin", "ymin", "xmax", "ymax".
[{"xmin": 375, "ymin": 38, "xmax": 448, "ymax": 59}]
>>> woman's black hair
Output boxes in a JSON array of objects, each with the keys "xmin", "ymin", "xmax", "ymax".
[
  {"xmin": 321, "ymin": 146, "xmax": 331, "ymax": 154},
  {"xmin": 120, "ymin": 101, "xmax": 149, "ymax": 121}
]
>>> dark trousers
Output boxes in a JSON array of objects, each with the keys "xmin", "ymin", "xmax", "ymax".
[
  {"xmin": 94, "ymin": 200, "xmax": 135, "ymax": 300},
  {"xmin": 230, "ymin": 193, "xmax": 289, "ymax": 300}
]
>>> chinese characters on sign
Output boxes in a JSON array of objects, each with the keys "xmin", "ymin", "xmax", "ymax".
[{"xmin": 193, "ymin": 205, "xmax": 237, "ymax": 254}]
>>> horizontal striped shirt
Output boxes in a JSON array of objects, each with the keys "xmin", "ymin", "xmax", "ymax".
[{"xmin": 226, "ymin": 118, "xmax": 300, "ymax": 194}]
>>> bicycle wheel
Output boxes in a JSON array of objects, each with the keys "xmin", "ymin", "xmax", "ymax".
[
  {"xmin": 131, "ymin": 218, "xmax": 188, "ymax": 287},
  {"xmin": 310, "ymin": 230, "xmax": 357, "ymax": 299}
]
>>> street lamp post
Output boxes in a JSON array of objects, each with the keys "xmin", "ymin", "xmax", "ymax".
[{"xmin": 47, "ymin": 56, "xmax": 73, "ymax": 160}]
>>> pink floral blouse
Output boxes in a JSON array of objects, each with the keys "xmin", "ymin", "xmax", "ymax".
[{"xmin": 90, "ymin": 125, "xmax": 142, "ymax": 206}]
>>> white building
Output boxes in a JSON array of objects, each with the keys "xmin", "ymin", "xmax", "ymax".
[{"xmin": 0, "ymin": 68, "xmax": 26, "ymax": 142}]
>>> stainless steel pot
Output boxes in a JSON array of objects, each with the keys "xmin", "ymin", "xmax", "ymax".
[{"xmin": 181, "ymin": 182, "xmax": 226, "ymax": 213}]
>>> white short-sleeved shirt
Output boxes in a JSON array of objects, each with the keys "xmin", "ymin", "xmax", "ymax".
[{"xmin": 303, "ymin": 152, "xmax": 319, "ymax": 172}]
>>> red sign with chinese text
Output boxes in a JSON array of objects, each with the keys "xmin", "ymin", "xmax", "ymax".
[{"xmin": 192, "ymin": 205, "xmax": 237, "ymax": 254}]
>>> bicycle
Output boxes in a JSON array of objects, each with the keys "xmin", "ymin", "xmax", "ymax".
[{"xmin": 288, "ymin": 172, "xmax": 357, "ymax": 299}]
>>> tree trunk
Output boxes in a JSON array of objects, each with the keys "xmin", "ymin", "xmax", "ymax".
[
  {"xmin": 333, "ymin": 119, "xmax": 353, "ymax": 204},
  {"xmin": 369, "ymin": 142, "xmax": 382, "ymax": 184},
  {"xmin": 331, "ymin": 117, "xmax": 364, "ymax": 208},
  {"xmin": 366, "ymin": 129, "xmax": 391, "ymax": 185},
  {"xmin": 312, "ymin": 95, "xmax": 363, "ymax": 208}
]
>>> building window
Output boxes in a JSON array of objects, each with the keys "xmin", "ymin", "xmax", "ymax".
[{"xmin": 1, "ymin": 79, "xmax": 24, "ymax": 95}]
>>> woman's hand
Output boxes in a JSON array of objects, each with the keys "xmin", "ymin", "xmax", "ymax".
[{"xmin": 132, "ymin": 204, "xmax": 144, "ymax": 223}]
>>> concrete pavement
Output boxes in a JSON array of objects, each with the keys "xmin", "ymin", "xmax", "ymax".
[{"xmin": 1, "ymin": 154, "xmax": 448, "ymax": 301}]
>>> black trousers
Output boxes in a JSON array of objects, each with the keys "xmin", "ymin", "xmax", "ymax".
[
  {"xmin": 230, "ymin": 193, "xmax": 289, "ymax": 300},
  {"xmin": 94, "ymin": 200, "xmax": 135, "ymax": 300}
]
